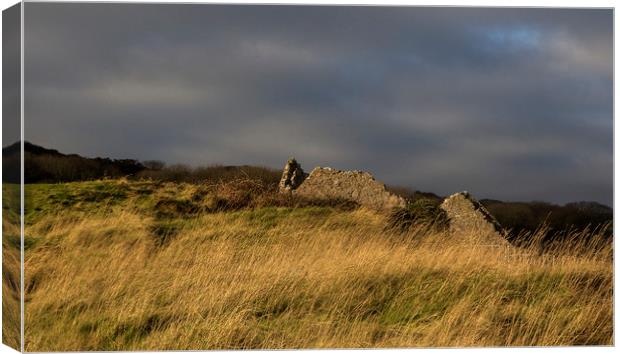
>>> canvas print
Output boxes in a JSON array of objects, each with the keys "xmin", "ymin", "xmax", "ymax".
[{"xmin": 2, "ymin": 2, "xmax": 614, "ymax": 351}]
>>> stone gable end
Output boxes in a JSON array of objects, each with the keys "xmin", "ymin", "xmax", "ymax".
[{"xmin": 440, "ymin": 192, "xmax": 509, "ymax": 246}]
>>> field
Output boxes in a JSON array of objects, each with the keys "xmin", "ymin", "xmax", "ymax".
[{"xmin": 6, "ymin": 179, "xmax": 613, "ymax": 350}]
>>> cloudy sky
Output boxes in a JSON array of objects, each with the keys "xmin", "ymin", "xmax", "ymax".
[{"xmin": 23, "ymin": 4, "xmax": 612, "ymax": 205}]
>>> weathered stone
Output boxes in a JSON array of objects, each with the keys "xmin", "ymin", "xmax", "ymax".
[
  {"xmin": 440, "ymin": 191, "xmax": 509, "ymax": 246},
  {"xmin": 293, "ymin": 167, "xmax": 406, "ymax": 211},
  {"xmin": 278, "ymin": 158, "xmax": 307, "ymax": 193}
]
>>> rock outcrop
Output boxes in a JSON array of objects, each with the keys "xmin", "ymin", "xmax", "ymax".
[
  {"xmin": 292, "ymin": 166, "xmax": 406, "ymax": 211},
  {"xmin": 440, "ymin": 191, "xmax": 509, "ymax": 246},
  {"xmin": 278, "ymin": 158, "xmax": 307, "ymax": 193}
]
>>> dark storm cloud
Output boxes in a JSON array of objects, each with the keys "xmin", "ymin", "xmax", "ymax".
[
  {"xmin": 23, "ymin": 4, "xmax": 613, "ymax": 205},
  {"xmin": 3, "ymin": 3, "xmax": 20, "ymax": 146}
]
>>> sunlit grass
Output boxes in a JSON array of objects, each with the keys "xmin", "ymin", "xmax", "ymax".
[{"xmin": 17, "ymin": 180, "xmax": 613, "ymax": 350}]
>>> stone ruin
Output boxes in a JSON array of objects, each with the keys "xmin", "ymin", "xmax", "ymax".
[
  {"xmin": 278, "ymin": 158, "xmax": 308, "ymax": 192},
  {"xmin": 440, "ymin": 192, "xmax": 509, "ymax": 246},
  {"xmin": 278, "ymin": 159, "xmax": 509, "ymax": 245},
  {"xmin": 278, "ymin": 159, "xmax": 405, "ymax": 211}
]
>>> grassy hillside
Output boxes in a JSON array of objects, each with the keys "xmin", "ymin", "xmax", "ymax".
[{"xmin": 18, "ymin": 179, "xmax": 613, "ymax": 350}]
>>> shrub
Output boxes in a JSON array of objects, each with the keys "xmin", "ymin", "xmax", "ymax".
[
  {"xmin": 136, "ymin": 165, "xmax": 281, "ymax": 186},
  {"xmin": 386, "ymin": 199, "xmax": 450, "ymax": 234},
  {"xmin": 385, "ymin": 185, "xmax": 442, "ymax": 203}
]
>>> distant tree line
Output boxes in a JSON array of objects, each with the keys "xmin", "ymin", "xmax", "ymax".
[
  {"xmin": 2, "ymin": 142, "xmax": 145, "ymax": 183},
  {"xmin": 481, "ymin": 200, "xmax": 612, "ymax": 239},
  {"xmin": 2, "ymin": 142, "xmax": 280, "ymax": 186},
  {"xmin": 388, "ymin": 185, "xmax": 612, "ymax": 238},
  {"xmin": 24, "ymin": 153, "xmax": 145, "ymax": 183}
]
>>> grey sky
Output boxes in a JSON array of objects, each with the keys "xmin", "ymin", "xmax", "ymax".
[
  {"xmin": 3, "ymin": 3, "xmax": 20, "ymax": 146},
  {"xmin": 22, "ymin": 4, "xmax": 613, "ymax": 205}
]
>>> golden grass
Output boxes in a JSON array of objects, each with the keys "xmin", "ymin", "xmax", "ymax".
[
  {"xmin": 18, "ymin": 180, "xmax": 613, "ymax": 350},
  {"xmin": 2, "ymin": 219, "xmax": 21, "ymax": 350},
  {"xmin": 21, "ymin": 214, "xmax": 611, "ymax": 349},
  {"xmin": 3, "ymin": 184, "xmax": 21, "ymax": 350}
]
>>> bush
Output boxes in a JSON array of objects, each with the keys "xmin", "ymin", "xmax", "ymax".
[
  {"xmin": 385, "ymin": 185, "xmax": 442, "ymax": 203},
  {"xmin": 136, "ymin": 164, "xmax": 281, "ymax": 186},
  {"xmin": 386, "ymin": 199, "xmax": 449, "ymax": 234}
]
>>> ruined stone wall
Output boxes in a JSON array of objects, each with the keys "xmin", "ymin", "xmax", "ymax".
[
  {"xmin": 440, "ymin": 192, "xmax": 509, "ymax": 246},
  {"xmin": 278, "ymin": 158, "xmax": 307, "ymax": 192},
  {"xmin": 293, "ymin": 167, "xmax": 406, "ymax": 211},
  {"xmin": 277, "ymin": 161, "xmax": 510, "ymax": 248}
]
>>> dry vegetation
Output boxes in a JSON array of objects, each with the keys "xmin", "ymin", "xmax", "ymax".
[
  {"xmin": 5, "ymin": 179, "xmax": 613, "ymax": 350},
  {"xmin": 2, "ymin": 184, "xmax": 21, "ymax": 350}
]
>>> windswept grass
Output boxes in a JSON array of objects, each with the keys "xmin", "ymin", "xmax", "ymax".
[
  {"xmin": 19, "ymin": 180, "xmax": 613, "ymax": 350},
  {"xmin": 2, "ymin": 184, "xmax": 21, "ymax": 350}
]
